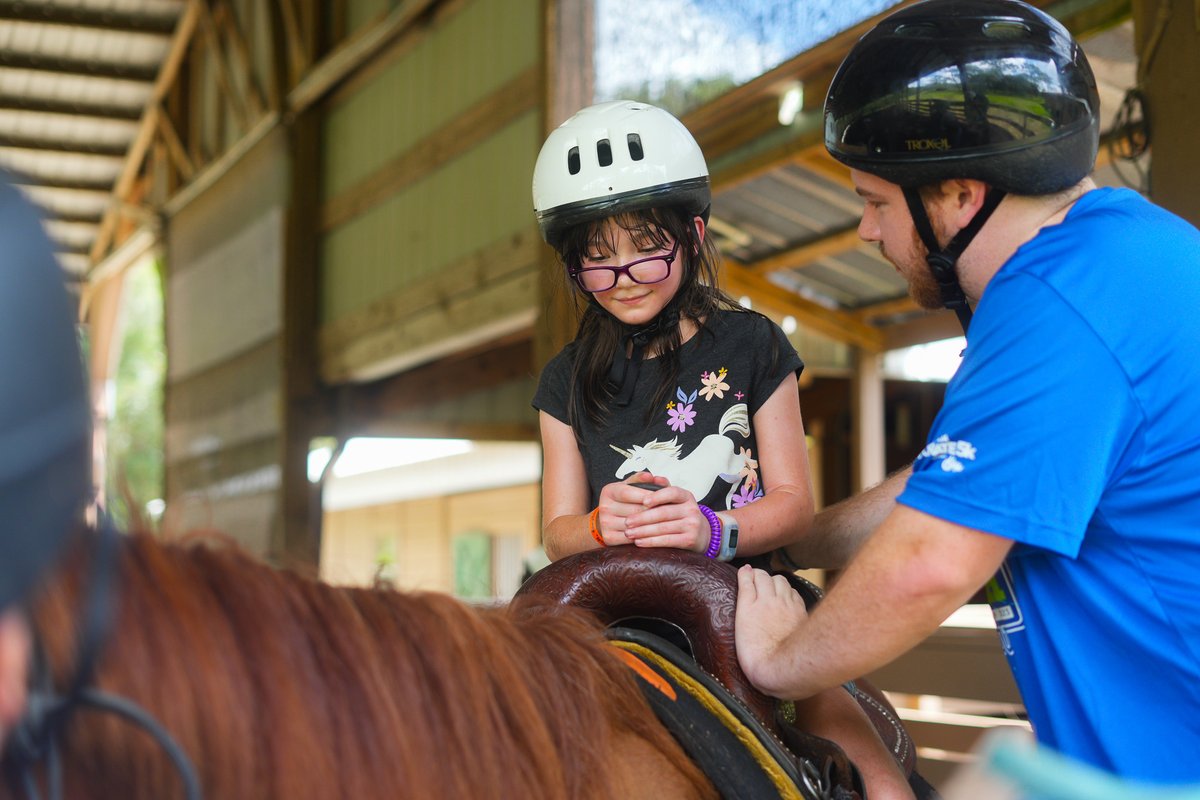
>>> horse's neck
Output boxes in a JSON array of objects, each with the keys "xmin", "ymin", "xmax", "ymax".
[{"xmin": 29, "ymin": 535, "xmax": 715, "ymax": 800}]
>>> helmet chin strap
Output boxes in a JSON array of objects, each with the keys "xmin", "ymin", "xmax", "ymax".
[
  {"xmin": 607, "ymin": 306, "xmax": 680, "ymax": 407},
  {"xmin": 902, "ymin": 187, "xmax": 1006, "ymax": 336}
]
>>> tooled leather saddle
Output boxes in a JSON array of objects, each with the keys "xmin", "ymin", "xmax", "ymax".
[{"xmin": 516, "ymin": 548, "xmax": 937, "ymax": 800}]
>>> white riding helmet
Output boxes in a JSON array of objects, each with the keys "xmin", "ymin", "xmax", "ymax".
[{"xmin": 532, "ymin": 100, "xmax": 710, "ymax": 247}]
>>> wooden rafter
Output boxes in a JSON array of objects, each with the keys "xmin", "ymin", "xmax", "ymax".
[
  {"xmin": 792, "ymin": 149, "xmax": 853, "ymax": 189},
  {"xmin": 197, "ymin": 0, "xmax": 250, "ymax": 132},
  {"xmin": 287, "ymin": 0, "xmax": 442, "ymax": 113},
  {"xmin": 722, "ymin": 264, "xmax": 884, "ymax": 352},
  {"xmin": 277, "ymin": 0, "xmax": 308, "ymax": 90},
  {"xmin": 854, "ymin": 296, "xmax": 921, "ymax": 322},
  {"xmin": 214, "ymin": 0, "xmax": 266, "ymax": 118},
  {"xmin": 88, "ymin": 0, "xmax": 200, "ymax": 266},
  {"xmin": 742, "ymin": 225, "xmax": 863, "ymax": 276},
  {"xmin": 156, "ymin": 104, "xmax": 195, "ymax": 181}
]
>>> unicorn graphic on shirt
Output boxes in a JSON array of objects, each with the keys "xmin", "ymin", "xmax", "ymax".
[{"xmin": 609, "ymin": 403, "xmax": 750, "ymax": 503}]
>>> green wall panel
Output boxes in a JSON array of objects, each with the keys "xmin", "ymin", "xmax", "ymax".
[
  {"xmin": 320, "ymin": 111, "xmax": 539, "ymax": 324},
  {"xmin": 323, "ymin": 0, "xmax": 540, "ymax": 200}
]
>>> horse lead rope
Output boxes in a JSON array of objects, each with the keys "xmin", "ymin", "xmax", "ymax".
[{"xmin": 1, "ymin": 518, "xmax": 203, "ymax": 800}]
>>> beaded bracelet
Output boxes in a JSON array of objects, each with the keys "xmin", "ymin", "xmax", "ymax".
[
  {"xmin": 588, "ymin": 507, "xmax": 606, "ymax": 547},
  {"xmin": 697, "ymin": 504, "xmax": 722, "ymax": 559}
]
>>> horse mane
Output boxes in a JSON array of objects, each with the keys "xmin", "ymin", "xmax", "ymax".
[{"xmin": 21, "ymin": 529, "xmax": 711, "ymax": 800}]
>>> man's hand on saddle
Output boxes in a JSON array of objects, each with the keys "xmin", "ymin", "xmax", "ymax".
[
  {"xmin": 596, "ymin": 473, "xmax": 711, "ymax": 553},
  {"xmin": 734, "ymin": 566, "xmax": 810, "ymax": 699}
]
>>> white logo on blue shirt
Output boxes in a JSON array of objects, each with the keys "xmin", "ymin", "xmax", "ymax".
[{"xmin": 916, "ymin": 433, "xmax": 977, "ymax": 472}]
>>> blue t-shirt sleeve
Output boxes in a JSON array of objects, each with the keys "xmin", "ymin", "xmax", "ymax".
[{"xmin": 898, "ymin": 274, "xmax": 1144, "ymax": 557}]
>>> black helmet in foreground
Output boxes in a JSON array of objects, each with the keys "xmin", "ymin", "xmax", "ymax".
[
  {"xmin": 0, "ymin": 176, "xmax": 91, "ymax": 609},
  {"xmin": 825, "ymin": 0, "xmax": 1100, "ymax": 195}
]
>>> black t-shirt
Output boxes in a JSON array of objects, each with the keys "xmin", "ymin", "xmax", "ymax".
[{"xmin": 533, "ymin": 310, "xmax": 803, "ymax": 510}]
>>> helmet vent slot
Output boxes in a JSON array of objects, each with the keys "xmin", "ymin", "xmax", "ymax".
[
  {"xmin": 567, "ymin": 146, "xmax": 581, "ymax": 175},
  {"xmin": 982, "ymin": 21, "xmax": 1031, "ymax": 40},
  {"xmin": 627, "ymin": 134, "xmax": 644, "ymax": 161},
  {"xmin": 597, "ymin": 139, "xmax": 613, "ymax": 167},
  {"xmin": 894, "ymin": 22, "xmax": 938, "ymax": 37}
]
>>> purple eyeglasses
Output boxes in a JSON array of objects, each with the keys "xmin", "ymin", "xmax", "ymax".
[{"xmin": 570, "ymin": 245, "xmax": 678, "ymax": 293}]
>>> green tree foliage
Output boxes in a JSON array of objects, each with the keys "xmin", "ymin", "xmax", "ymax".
[
  {"xmin": 105, "ymin": 259, "xmax": 165, "ymax": 528},
  {"xmin": 610, "ymin": 74, "xmax": 739, "ymax": 118}
]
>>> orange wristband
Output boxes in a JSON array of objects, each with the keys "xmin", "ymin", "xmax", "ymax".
[{"xmin": 588, "ymin": 507, "xmax": 606, "ymax": 547}]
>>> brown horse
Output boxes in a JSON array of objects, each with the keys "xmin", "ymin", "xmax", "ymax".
[{"xmin": 6, "ymin": 530, "xmax": 716, "ymax": 800}]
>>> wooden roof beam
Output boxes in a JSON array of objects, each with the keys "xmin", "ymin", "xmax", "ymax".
[
  {"xmin": 88, "ymin": 0, "xmax": 200, "ymax": 266},
  {"xmin": 213, "ymin": 0, "xmax": 266, "ymax": 118},
  {"xmin": 196, "ymin": 0, "xmax": 251, "ymax": 132},
  {"xmin": 722, "ymin": 264, "xmax": 884, "ymax": 352},
  {"xmin": 743, "ymin": 224, "xmax": 863, "ymax": 277}
]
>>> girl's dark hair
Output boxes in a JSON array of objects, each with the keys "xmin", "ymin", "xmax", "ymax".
[{"xmin": 553, "ymin": 205, "xmax": 759, "ymax": 435}]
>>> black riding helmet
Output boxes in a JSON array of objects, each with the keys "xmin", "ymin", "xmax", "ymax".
[
  {"xmin": 0, "ymin": 175, "xmax": 92, "ymax": 610},
  {"xmin": 824, "ymin": 0, "xmax": 1100, "ymax": 330}
]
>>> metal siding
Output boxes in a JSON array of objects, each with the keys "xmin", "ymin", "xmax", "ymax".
[
  {"xmin": 317, "ymin": 0, "xmax": 543, "ymax": 399},
  {"xmin": 164, "ymin": 129, "xmax": 289, "ymax": 555},
  {"xmin": 320, "ymin": 110, "xmax": 539, "ymax": 323},
  {"xmin": 323, "ymin": 0, "xmax": 539, "ymax": 200}
]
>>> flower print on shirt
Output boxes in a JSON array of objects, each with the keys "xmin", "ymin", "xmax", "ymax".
[
  {"xmin": 699, "ymin": 368, "xmax": 730, "ymax": 401},
  {"xmin": 737, "ymin": 447, "xmax": 759, "ymax": 489},
  {"xmin": 667, "ymin": 388, "xmax": 698, "ymax": 433},
  {"xmin": 731, "ymin": 483, "xmax": 763, "ymax": 508}
]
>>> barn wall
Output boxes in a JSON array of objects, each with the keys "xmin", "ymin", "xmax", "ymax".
[
  {"xmin": 316, "ymin": 0, "xmax": 544, "ymax": 395},
  {"xmin": 164, "ymin": 127, "xmax": 289, "ymax": 554},
  {"xmin": 321, "ymin": 482, "xmax": 541, "ymax": 595}
]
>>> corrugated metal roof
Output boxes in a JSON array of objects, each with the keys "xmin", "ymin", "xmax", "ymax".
[{"xmin": 0, "ymin": 0, "xmax": 184, "ymax": 282}]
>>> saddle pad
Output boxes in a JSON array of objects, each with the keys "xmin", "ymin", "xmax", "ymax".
[{"xmin": 608, "ymin": 627, "xmax": 827, "ymax": 800}]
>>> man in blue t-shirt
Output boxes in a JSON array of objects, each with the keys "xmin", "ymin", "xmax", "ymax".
[{"xmin": 734, "ymin": 0, "xmax": 1200, "ymax": 784}]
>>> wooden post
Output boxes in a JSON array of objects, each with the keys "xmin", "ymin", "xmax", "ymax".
[
  {"xmin": 1133, "ymin": 0, "xmax": 1200, "ymax": 226},
  {"xmin": 533, "ymin": 0, "xmax": 594, "ymax": 374},
  {"xmin": 278, "ymin": 106, "xmax": 329, "ymax": 569},
  {"xmin": 850, "ymin": 347, "xmax": 885, "ymax": 493}
]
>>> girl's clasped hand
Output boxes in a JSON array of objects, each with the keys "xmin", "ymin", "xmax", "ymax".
[{"xmin": 594, "ymin": 472, "xmax": 711, "ymax": 553}]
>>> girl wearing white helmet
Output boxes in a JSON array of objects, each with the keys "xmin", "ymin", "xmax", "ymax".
[
  {"xmin": 531, "ymin": 103, "xmax": 921, "ymax": 800},
  {"xmin": 531, "ymin": 100, "xmax": 815, "ymax": 567}
]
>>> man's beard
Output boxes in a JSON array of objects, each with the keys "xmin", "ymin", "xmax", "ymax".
[{"xmin": 880, "ymin": 226, "xmax": 945, "ymax": 311}]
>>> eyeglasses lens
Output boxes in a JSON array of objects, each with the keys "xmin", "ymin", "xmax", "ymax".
[{"xmin": 576, "ymin": 255, "xmax": 671, "ymax": 292}]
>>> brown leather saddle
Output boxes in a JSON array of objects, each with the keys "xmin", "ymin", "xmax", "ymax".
[{"xmin": 516, "ymin": 548, "xmax": 931, "ymax": 800}]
